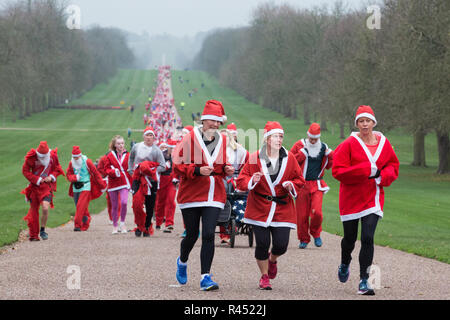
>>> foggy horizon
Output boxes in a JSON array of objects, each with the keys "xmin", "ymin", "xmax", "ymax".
[{"xmin": 65, "ymin": 0, "xmax": 368, "ymax": 38}]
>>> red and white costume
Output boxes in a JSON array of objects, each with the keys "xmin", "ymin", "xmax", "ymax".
[
  {"xmin": 154, "ymin": 139, "xmax": 177, "ymax": 228},
  {"xmin": 21, "ymin": 141, "xmax": 64, "ymax": 240},
  {"xmin": 103, "ymin": 150, "xmax": 131, "ymax": 191},
  {"xmin": 290, "ymin": 123, "xmax": 333, "ymax": 243},
  {"xmin": 131, "ymin": 160, "xmax": 159, "ymax": 232},
  {"xmin": 173, "ymin": 125, "xmax": 230, "ymax": 210},
  {"xmin": 236, "ymin": 148, "xmax": 304, "ymax": 228},
  {"xmin": 97, "ymin": 154, "xmax": 114, "ymax": 222},
  {"xmin": 332, "ymin": 131, "xmax": 399, "ymax": 221},
  {"xmin": 236, "ymin": 122, "xmax": 305, "ymax": 228},
  {"xmin": 66, "ymin": 146, "xmax": 107, "ymax": 231}
]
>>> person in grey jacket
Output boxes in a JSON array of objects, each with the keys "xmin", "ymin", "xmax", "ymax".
[{"xmin": 128, "ymin": 126, "xmax": 166, "ymax": 237}]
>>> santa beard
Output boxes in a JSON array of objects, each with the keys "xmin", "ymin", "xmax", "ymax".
[
  {"xmin": 305, "ymin": 139, "xmax": 322, "ymax": 158},
  {"xmin": 38, "ymin": 153, "xmax": 50, "ymax": 167},
  {"xmin": 72, "ymin": 157, "xmax": 83, "ymax": 171}
]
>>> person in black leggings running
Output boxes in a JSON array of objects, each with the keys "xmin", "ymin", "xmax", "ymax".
[
  {"xmin": 236, "ymin": 121, "xmax": 304, "ymax": 290},
  {"xmin": 332, "ymin": 105, "xmax": 399, "ymax": 295},
  {"xmin": 173, "ymin": 100, "xmax": 234, "ymax": 291}
]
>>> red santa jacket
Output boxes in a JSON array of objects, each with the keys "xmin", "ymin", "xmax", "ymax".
[
  {"xmin": 173, "ymin": 126, "xmax": 230, "ymax": 210},
  {"xmin": 290, "ymin": 139, "xmax": 333, "ymax": 193},
  {"xmin": 236, "ymin": 147, "xmax": 305, "ymax": 229},
  {"xmin": 132, "ymin": 160, "xmax": 159, "ymax": 196},
  {"xmin": 103, "ymin": 150, "xmax": 131, "ymax": 191},
  {"xmin": 21, "ymin": 148, "xmax": 65, "ymax": 208},
  {"xmin": 66, "ymin": 158, "xmax": 107, "ymax": 200},
  {"xmin": 332, "ymin": 132, "xmax": 399, "ymax": 221}
]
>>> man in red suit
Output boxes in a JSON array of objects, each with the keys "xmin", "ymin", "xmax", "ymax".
[
  {"xmin": 290, "ymin": 123, "xmax": 333, "ymax": 249},
  {"xmin": 21, "ymin": 141, "xmax": 64, "ymax": 241},
  {"xmin": 154, "ymin": 139, "xmax": 177, "ymax": 232}
]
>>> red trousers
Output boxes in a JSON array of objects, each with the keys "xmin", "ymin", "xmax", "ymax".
[
  {"xmin": 106, "ymin": 192, "xmax": 112, "ymax": 221},
  {"xmin": 296, "ymin": 181, "xmax": 323, "ymax": 243},
  {"xmin": 24, "ymin": 192, "xmax": 43, "ymax": 240},
  {"xmin": 154, "ymin": 175, "xmax": 176, "ymax": 227},
  {"xmin": 74, "ymin": 191, "xmax": 92, "ymax": 231}
]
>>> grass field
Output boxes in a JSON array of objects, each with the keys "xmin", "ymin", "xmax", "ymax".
[{"xmin": 1, "ymin": 68, "xmax": 449, "ymax": 264}]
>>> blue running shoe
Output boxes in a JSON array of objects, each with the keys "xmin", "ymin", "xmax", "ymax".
[
  {"xmin": 358, "ymin": 278, "xmax": 375, "ymax": 295},
  {"xmin": 176, "ymin": 257, "xmax": 187, "ymax": 285},
  {"xmin": 298, "ymin": 242, "xmax": 308, "ymax": 249},
  {"xmin": 314, "ymin": 237, "xmax": 322, "ymax": 247},
  {"xmin": 338, "ymin": 264, "xmax": 350, "ymax": 283},
  {"xmin": 40, "ymin": 230, "xmax": 48, "ymax": 240},
  {"xmin": 200, "ymin": 274, "xmax": 219, "ymax": 291},
  {"xmin": 180, "ymin": 230, "xmax": 186, "ymax": 238}
]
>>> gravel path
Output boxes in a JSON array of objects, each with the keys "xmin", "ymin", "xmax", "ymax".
[{"xmin": 0, "ymin": 195, "xmax": 449, "ymax": 300}]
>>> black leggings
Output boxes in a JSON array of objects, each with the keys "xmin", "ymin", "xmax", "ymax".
[
  {"xmin": 252, "ymin": 225, "xmax": 291, "ymax": 260},
  {"xmin": 144, "ymin": 182, "xmax": 158, "ymax": 228},
  {"xmin": 341, "ymin": 213, "xmax": 379, "ymax": 279},
  {"xmin": 180, "ymin": 207, "xmax": 220, "ymax": 274}
]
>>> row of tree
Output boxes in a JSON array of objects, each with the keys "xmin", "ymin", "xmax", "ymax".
[
  {"xmin": 193, "ymin": 0, "xmax": 449, "ymax": 174},
  {"xmin": 0, "ymin": 0, "xmax": 135, "ymax": 121}
]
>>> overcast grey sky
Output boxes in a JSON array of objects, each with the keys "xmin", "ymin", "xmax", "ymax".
[{"xmin": 66, "ymin": 0, "xmax": 368, "ymax": 37}]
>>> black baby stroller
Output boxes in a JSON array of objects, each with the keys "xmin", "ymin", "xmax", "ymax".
[{"xmin": 216, "ymin": 180, "xmax": 253, "ymax": 248}]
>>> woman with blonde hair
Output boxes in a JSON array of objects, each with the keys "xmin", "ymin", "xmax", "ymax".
[{"xmin": 103, "ymin": 135, "xmax": 132, "ymax": 234}]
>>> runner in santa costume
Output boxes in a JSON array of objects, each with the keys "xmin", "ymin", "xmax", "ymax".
[
  {"xmin": 128, "ymin": 126, "xmax": 166, "ymax": 237},
  {"xmin": 332, "ymin": 105, "xmax": 399, "ymax": 295},
  {"xmin": 154, "ymin": 138, "xmax": 177, "ymax": 233},
  {"xmin": 103, "ymin": 135, "xmax": 131, "ymax": 234},
  {"xmin": 21, "ymin": 141, "xmax": 64, "ymax": 241},
  {"xmin": 226, "ymin": 122, "xmax": 238, "ymax": 141},
  {"xmin": 236, "ymin": 121, "xmax": 305, "ymax": 290},
  {"xmin": 130, "ymin": 159, "xmax": 160, "ymax": 236},
  {"xmin": 290, "ymin": 123, "xmax": 333, "ymax": 249},
  {"xmin": 66, "ymin": 146, "xmax": 107, "ymax": 231},
  {"xmin": 173, "ymin": 99, "xmax": 235, "ymax": 291},
  {"xmin": 97, "ymin": 154, "xmax": 115, "ymax": 225}
]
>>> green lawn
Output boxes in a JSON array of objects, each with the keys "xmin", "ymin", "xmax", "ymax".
[{"xmin": 1, "ymin": 68, "xmax": 449, "ymax": 264}]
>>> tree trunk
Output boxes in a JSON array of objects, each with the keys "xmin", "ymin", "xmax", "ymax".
[
  {"xmin": 303, "ymin": 104, "xmax": 311, "ymax": 125},
  {"xmin": 321, "ymin": 117, "xmax": 328, "ymax": 132},
  {"xmin": 411, "ymin": 129, "xmax": 426, "ymax": 167},
  {"xmin": 436, "ymin": 129, "xmax": 449, "ymax": 174},
  {"xmin": 339, "ymin": 123, "xmax": 345, "ymax": 139}
]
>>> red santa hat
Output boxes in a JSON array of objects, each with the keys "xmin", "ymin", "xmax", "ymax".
[
  {"xmin": 307, "ymin": 123, "xmax": 321, "ymax": 139},
  {"xmin": 201, "ymin": 100, "xmax": 226, "ymax": 123},
  {"xmin": 143, "ymin": 126, "xmax": 155, "ymax": 136},
  {"xmin": 72, "ymin": 146, "xmax": 82, "ymax": 158},
  {"xmin": 36, "ymin": 141, "xmax": 50, "ymax": 157},
  {"xmin": 263, "ymin": 121, "xmax": 284, "ymax": 139},
  {"xmin": 227, "ymin": 123, "xmax": 237, "ymax": 135},
  {"xmin": 166, "ymin": 139, "xmax": 177, "ymax": 148},
  {"xmin": 355, "ymin": 105, "xmax": 377, "ymax": 127}
]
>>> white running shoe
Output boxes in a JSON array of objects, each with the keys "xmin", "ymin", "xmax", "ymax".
[
  {"xmin": 119, "ymin": 222, "xmax": 127, "ymax": 234},
  {"xmin": 112, "ymin": 226, "xmax": 119, "ymax": 234}
]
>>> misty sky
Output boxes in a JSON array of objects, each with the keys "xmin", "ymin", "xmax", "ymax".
[{"xmin": 66, "ymin": 0, "xmax": 369, "ymax": 37}]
